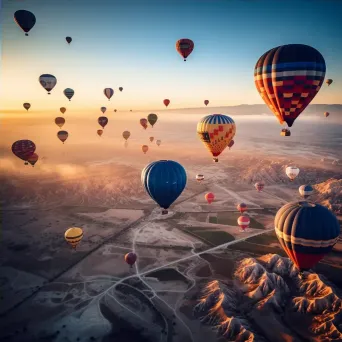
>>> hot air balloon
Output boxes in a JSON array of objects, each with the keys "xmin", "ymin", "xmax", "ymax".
[
  {"xmin": 197, "ymin": 114, "xmax": 236, "ymax": 162},
  {"xmin": 14, "ymin": 10, "xmax": 36, "ymax": 36},
  {"xmin": 64, "ymin": 88, "xmax": 74, "ymax": 101},
  {"xmin": 64, "ymin": 227, "xmax": 83, "ymax": 249},
  {"xmin": 299, "ymin": 184, "xmax": 314, "ymax": 199},
  {"xmin": 237, "ymin": 215, "xmax": 250, "ymax": 231},
  {"xmin": 101, "ymin": 107, "xmax": 107, "ymax": 114},
  {"xmin": 274, "ymin": 201, "xmax": 340, "ymax": 271},
  {"xmin": 27, "ymin": 153, "xmax": 38, "ymax": 167},
  {"xmin": 237, "ymin": 203, "xmax": 247, "ymax": 214},
  {"xmin": 205, "ymin": 193, "xmax": 215, "ymax": 204},
  {"xmin": 254, "ymin": 44, "xmax": 326, "ymax": 136},
  {"xmin": 326, "ymin": 79, "xmax": 333, "ymax": 86},
  {"xmin": 114, "ymin": 109, "xmax": 117, "ymax": 113},
  {"xmin": 122, "ymin": 131, "xmax": 131, "ymax": 140},
  {"xmin": 66, "ymin": 36, "xmax": 72, "ymax": 44},
  {"xmin": 57, "ymin": 130, "xmax": 68, "ymax": 144},
  {"xmin": 255, "ymin": 182, "xmax": 264, "ymax": 192},
  {"xmin": 175, "ymin": 38, "xmax": 194, "ymax": 61},
  {"xmin": 196, "ymin": 174, "xmax": 204, "ymax": 183},
  {"xmin": 130, "ymin": 109, "xmax": 132, "ymax": 112},
  {"xmin": 228, "ymin": 140, "xmax": 234, "ymax": 150},
  {"xmin": 204, "ymin": 100, "xmax": 209, "ymax": 106},
  {"xmin": 124, "ymin": 252, "xmax": 137, "ymax": 268},
  {"xmin": 286, "ymin": 166, "xmax": 300, "ymax": 181},
  {"xmin": 39, "ymin": 74, "xmax": 57, "ymax": 94},
  {"xmin": 104, "ymin": 88, "xmax": 114, "ymax": 100},
  {"xmin": 156, "ymin": 140, "xmax": 161, "ymax": 146},
  {"xmin": 98, "ymin": 116, "xmax": 108, "ymax": 129},
  {"xmin": 12, "ymin": 140, "xmax": 36, "ymax": 164},
  {"xmin": 163, "ymin": 99, "xmax": 170, "ymax": 107},
  {"xmin": 97, "ymin": 129, "xmax": 103, "ymax": 137},
  {"xmin": 140, "ymin": 118, "xmax": 148, "ymax": 129},
  {"xmin": 119, "ymin": 87, "xmax": 123, "ymax": 92},
  {"xmin": 147, "ymin": 113, "xmax": 158, "ymax": 127},
  {"xmin": 141, "ymin": 160, "xmax": 187, "ymax": 214},
  {"xmin": 23, "ymin": 103, "xmax": 31, "ymax": 111},
  {"xmin": 55, "ymin": 117, "xmax": 65, "ymax": 128},
  {"xmin": 149, "ymin": 137, "xmax": 154, "ymax": 143},
  {"xmin": 142, "ymin": 145, "xmax": 149, "ymax": 154},
  {"xmin": 324, "ymin": 112, "xmax": 330, "ymax": 118},
  {"xmin": 60, "ymin": 107, "xmax": 66, "ymax": 114}
]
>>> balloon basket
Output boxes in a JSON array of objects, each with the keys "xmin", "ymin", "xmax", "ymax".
[
  {"xmin": 213, "ymin": 158, "xmax": 218, "ymax": 163},
  {"xmin": 162, "ymin": 210, "xmax": 168, "ymax": 215}
]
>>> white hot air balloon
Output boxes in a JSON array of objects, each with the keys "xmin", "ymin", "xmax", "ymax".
[{"xmin": 285, "ymin": 166, "xmax": 300, "ymax": 181}]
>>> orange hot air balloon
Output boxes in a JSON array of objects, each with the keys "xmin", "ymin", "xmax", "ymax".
[
  {"xmin": 140, "ymin": 118, "xmax": 148, "ymax": 129},
  {"xmin": 97, "ymin": 129, "xmax": 103, "ymax": 137},
  {"xmin": 205, "ymin": 192, "xmax": 215, "ymax": 204},
  {"xmin": 27, "ymin": 153, "xmax": 38, "ymax": 167},
  {"xmin": 60, "ymin": 107, "xmax": 66, "ymax": 114},
  {"xmin": 204, "ymin": 100, "xmax": 209, "ymax": 106},
  {"xmin": 55, "ymin": 117, "xmax": 65, "ymax": 128},
  {"xmin": 142, "ymin": 145, "xmax": 149, "ymax": 154},
  {"xmin": 163, "ymin": 99, "xmax": 170, "ymax": 107},
  {"xmin": 175, "ymin": 38, "xmax": 194, "ymax": 61}
]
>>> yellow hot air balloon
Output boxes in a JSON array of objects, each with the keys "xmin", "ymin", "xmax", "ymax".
[
  {"xmin": 197, "ymin": 114, "xmax": 236, "ymax": 162},
  {"xmin": 64, "ymin": 227, "xmax": 83, "ymax": 249}
]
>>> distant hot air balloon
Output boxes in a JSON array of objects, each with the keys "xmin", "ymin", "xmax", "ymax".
[
  {"xmin": 275, "ymin": 201, "xmax": 340, "ymax": 271},
  {"xmin": 324, "ymin": 112, "xmax": 330, "ymax": 118},
  {"xmin": 64, "ymin": 227, "xmax": 83, "ymax": 249},
  {"xmin": 204, "ymin": 100, "xmax": 209, "ymax": 106},
  {"xmin": 299, "ymin": 184, "xmax": 314, "ymax": 199},
  {"xmin": 237, "ymin": 215, "xmax": 250, "ymax": 231},
  {"xmin": 39, "ymin": 74, "xmax": 57, "ymax": 94},
  {"xmin": 55, "ymin": 117, "xmax": 65, "ymax": 128},
  {"xmin": 66, "ymin": 36, "xmax": 72, "ymax": 44},
  {"xmin": 130, "ymin": 109, "xmax": 132, "ymax": 112},
  {"xmin": 119, "ymin": 87, "xmax": 123, "ymax": 92},
  {"xmin": 197, "ymin": 114, "xmax": 236, "ymax": 162},
  {"xmin": 114, "ymin": 109, "xmax": 117, "ymax": 113},
  {"xmin": 140, "ymin": 118, "xmax": 148, "ymax": 129},
  {"xmin": 12, "ymin": 140, "xmax": 36, "ymax": 164},
  {"xmin": 23, "ymin": 103, "xmax": 31, "ymax": 111},
  {"xmin": 142, "ymin": 145, "xmax": 149, "ymax": 154},
  {"xmin": 205, "ymin": 193, "xmax": 215, "ymax": 204},
  {"xmin": 237, "ymin": 203, "xmax": 247, "ymax": 214},
  {"xmin": 254, "ymin": 44, "xmax": 326, "ymax": 136},
  {"xmin": 104, "ymin": 88, "xmax": 114, "ymax": 100},
  {"xmin": 64, "ymin": 88, "xmax": 74, "ymax": 101},
  {"xmin": 14, "ymin": 10, "xmax": 36, "ymax": 36},
  {"xmin": 98, "ymin": 116, "xmax": 108, "ymax": 129},
  {"xmin": 147, "ymin": 113, "xmax": 158, "ymax": 127},
  {"xmin": 141, "ymin": 160, "xmax": 187, "ymax": 214},
  {"xmin": 97, "ymin": 129, "xmax": 103, "ymax": 137},
  {"xmin": 228, "ymin": 140, "xmax": 234, "ymax": 150},
  {"xmin": 255, "ymin": 182, "xmax": 264, "ymax": 192},
  {"xmin": 101, "ymin": 107, "xmax": 107, "ymax": 114},
  {"xmin": 57, "ymin": 130, "xmax": 68, "ymax": 144},
  {"xmin": 286, "ymin": 166, "xmax": 300, "ymax": 181},
  {"xmin": 156, "ymin": 140, "xmax": 161, "ymax": 146},
  {"xmin": 326, "ymin": 79, "xmax": 333, "ymax": 86},
  {"xmin": 196, "ymin": 174, "xmax": 204, "ymax": 183},
  {"xmin": 149, "ymin": 137, "xmax": 154, "ymax": 143},
  {"xmin": 175, "ymin": 38, "xmax": 194, "ymax": 61},
  {"xmin": 27, "ymin": 153, "xmax": 38, "ymax": 167},
  {"xmin": 122, "ymin": 131, "xmax": 131, "ymax": 140},
  {"xmin": 60, "ymin": 107, "xmax": 66, "ymax": 114},
  {"xmin": 124, "ymin": 252, "xmax": 137, "ymax": 268},
  {"xmin": 163, "ymin": 99, "xmax": 170, "ymax": 107}
]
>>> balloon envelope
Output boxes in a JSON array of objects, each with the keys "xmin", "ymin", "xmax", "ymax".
[
  {"xmin": 237, "ymin": 215, "xmax": 250, "ymax": 230},
  {"xmin": 101, "ymin": 107, "xmax": 107, "ymax": 114},
  {"xmin": 255, "ymin": 182, "xmax": 264, "ymax": 192},
  {"xmin": 27, "ymin": 153, "xmax": 38, "ymax": 166},
  {"xmin": 39, "ymin": 74, "xmax": 57, "ymax": 94},
  {"xmin": 149, "ymin": 137, "xmax": 154, "ymax": 142},
  {"xmin": 97, "ymin": 129, "xmax": 103, "ymax": 137},
  {"xmin": 285, "ymin": 166, "xmax": 300, "ymax": 181},
  {"xmin": 104, "ymin": 88, "xmax": 114, "ymax": 100},
  {"xmin": 176, "ymin": 38, "xmax": 194, "ymax": 61},
  {"xmin": 204, "ymin": 100, "xmax": 209, "ymax": 106},
  {"xmin": 98, "ymin": 116, "xmax": 108, "ymax": 129},
  {"xmin": 156, "ymin": 140, "xmax": 161, "ymax": 146},
  {"xmin": 60, "ymin": 107, "xmax": 66, "ymax": 114},
  {"xmin": 14, "ymin": 10, "xmax": 36, "ymax": 36},
  {"xmin": 64, "ymin": 88, "xmax": 74, "ymax": 101},
  {"xmin": 12, "ymin": 140, "xmax": 36, "ymax": 161},
  {"xmin": 122, "ymin": 131, "xmax": 131, "ymax": 140},
  {"xmin": 324, "ymin": 112, "xmax": 330, "ymax": 117},
  {"xmin": 142, "ymin": 145, "xmax": 149, "ymax": 154},
  {"xmin": 237, "ymin": 203, "xmax": 247, "ymax": 213},
  {"xmin": 140, "ymin": 118, "xmax": 148, "ymax": 129},
  {"xmin": 163, "ymin": 99, "xmax": 170, "ymax": 107},
  {"xmin": 299, "ymin": 184, "xmax": 314, "ymax": 199},
  {"xmin": 57, "ymin": 130, "xmax": 68, "ymax": 143},
  {"xmin": 147, "ymin": 113, "xmax": 158, "ymax": 127},
  {"xmin": 205, "ymin": 192, "xmax": 215, "ymax": 204},
  {"xmin": 23, "ymin": 103, "xmax": 31, "ymax": 111},
  {"xmin": 65, "ymin": 227, "xmax": 83, "ymax": 249},
  {"xmin": 124, "ymin": 252, "xmax": 137, "ymax": 266},
  {"xmin": 55, "ymin": 117, "xmax": 65, "ymax": 128},
  {"xmin": 119, "ymin": 87, "xmax": 123, "ymax": 92},
  {"xmin": 326, "ymin": 79, "xmax": 333, "ymax": 86},
  {"xmin": 66, "ymin": 36, "xmax": 72, "ymax": 44}
]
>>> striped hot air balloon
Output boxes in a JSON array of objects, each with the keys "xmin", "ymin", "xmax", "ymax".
[
  {"xmin": 299, "ymin": 184, "xmax": 314, "ymax": 199},
  {"xmin": 64, "ymin": 227, "xmax": 83, "ymax": 249},
  {"xmin": 237, "ymin": 215, "xmax": 250, "ymax": 231},
  {"xmin": 64, "ymin": 88, "xmax": 74, "ymax": 101},
  {"xmin": 104, "ymin": 88, "xmax": 114, "ymax": 100}
]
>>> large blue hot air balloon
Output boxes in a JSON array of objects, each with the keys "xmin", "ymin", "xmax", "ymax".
[
  {"xmin": 141, "ymin": 160, "xmax": 187, "ymax": 214},
  {"xmin": 274, "ymin": 201, "xmax": 340, "ymax": 271}
]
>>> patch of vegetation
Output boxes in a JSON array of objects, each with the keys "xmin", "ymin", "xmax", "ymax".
[
  {"xmin": 146, "ymin": 268, "xmax": 188, "ymax": 282},
  {"xmin": 194, "ymin": 230, "xmax": 235, "ymax": 246}
]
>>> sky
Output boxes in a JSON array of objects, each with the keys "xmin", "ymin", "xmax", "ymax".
[{"xmin": 1, "ymin": 0, "xmax": 342, "ymax": 116}]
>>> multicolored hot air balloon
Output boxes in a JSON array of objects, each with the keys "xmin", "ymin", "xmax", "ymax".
[
  {"xmin": 119, "ymin": 87, "xmax": 123, "ymax": 92},
  {"xmin": 23, "ymin": 103, "xmax": 31, "ymax": 111},
  {"xmin": 163, "ymin": 99, "xmax": 170, "ymax": 107},
  {"xmin": 204, "ymin": 100, "xmax": 209, "ymax": 106},
  {"xmin": 104, "ymin": 88, "xmax": 114, "ymax": 100},
  {"xmin": 60, "ymin": 107, "xmax": 66, "ymax": 114},
  {"xmin": 299, "ymin": 184, "xmax": 314, "ymax": 199},
  {"xmin": 196, "ymin": 174, "xmax": 204, "ymax": 183},
  {"xmin": 101, "ymin": 107, "xmax": 106, "ymax": 114},
  {"xmin": 66, "ymin": 36, "xmax": 72, "ymax": 44},
  {"xmin": 64, "ymin": 88, "xmax": 74, "ymax": 101},
  {"xmin": 286, "ymin": 166, "xmax": 300, "ymax": 181},
  {"xmin": 149, "ymin": 137, "xmax": 154, "ymax": 143},
  {"xmin": 12, "ymin": 140, "xmax": 36, "ymax": 164},
  {"xmin": 140, "ymin": 118, "xmax": 148, "ymax": 129},
  {"xmin": 124, "ymin": 252, "xmax": 137, "ymax": 268},
  {"xmin": 98, "ymin": 116, "xmax": 108, "ymax": 129},
  {"xmin": 255, "ymin": 182, "xmax": 264, "ymax": 192},
  {"xmin": 237, "ymin": 203, "xmax": 247, "ymax": 214},
  {"xmin": 237, "ymin": 215, "xmax": 250, "ymax": 231},
  {"xmin": 197, "ymin": 114, "xmax": 236, "ymax": 162},
  {"xmin": 176, "ymin": 38, "xmax": 194, "ymax": 61},
  {"xmin": 14, "ymin": 10, "xmax": 36, "ymax": 36},
  {"xmin": 64, "ymin": 227, "xmax": 83, "ymax": 249},
  {"xmin": 141, "ymin": 160, "xmax": 187, "ymax": 214},
  {"xmin": 39, "ymin": 74, "xmax": 57, "ymax": 94},
  {"xmin": 156, "ymin": 140, "xmax": 161, "ymax": 146},
  {"xmin": 142, "ymin": 145, "xmax": 149, "ymax": 154},
  {"xmin": 274, "ymin": 201, "xmax": 340, "ymax": 271},
  {"xmin": 326, "ymin": 79, "xmax": 333, "ymax": 86},
  {"xmin": 324, "ymin": 112, "xmax": 330, "ymax": 118},
  {"xmin": 55, "ymin": 117, "xmax": 65, "ymax": 128},
  {"xmin": 123, "ymin": 131, "xmax": 130, "ymax": 140},
  {"xmin": 27, "ymin": 153, "xmax": 38, "ymax": 167},
  {"xmin": 205, "ymin": 192, "xmax": 215, "ymax": 204},
  {"xmin": 147, "ymin": 113, "xmax": 158, "ymax": 127},
  {"xmin": 254, "ymin": 44, "xmax": 326, "ymax": 136},
  {"xmin": 57, "ymin": 130, "xmax": 68, "ymax": 144},
  {"xmin": 97, "ymin": 129, "xmax": 103, "ymax": 137},
  {"xmin": 228, "ymin": 140, "xmax": 234, "ymax": 150}
]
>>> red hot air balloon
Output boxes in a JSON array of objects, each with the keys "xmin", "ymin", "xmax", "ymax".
[
  {"xmin": 205, "ymin": 192, "xmax": 215, "ymax": 204},
  {"xmin": 163, "ymin": 99, "xmax": 170, "ymax": 107},
  {"xmin": 140, "ymin": 118, "xmax": 148, "ymax": 129},
  {"xmin": 255, "ymin": 182, "xmax": 264, "ymax": 192},
  {"xmin": 237, "ymin": 203, "xmax": 247, "ymax": 214},
  {"xmin": 12, "ymin": 140, "xmax": 36, "ymax": 164},
  {"xmin": 124, "ymin": 252, "xmax": 137, "ymax": 268},
  {"xmin": 27, "ymin": 153, "xmax": 39, "ymax": 167},
  {"xmin": 176, "ymin": 39, "xmax": 194, "ymax": 61},
  {"xmin": 204, "ymin": 100, "xmax": 209, "ymax": 106},
  {"xmin": 98, "ymin": 116, "xmax": 108, "ymax": 129},
  {"xmin": 237, "ymin": 215, "xmax": 250, "ymax": 231}
]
